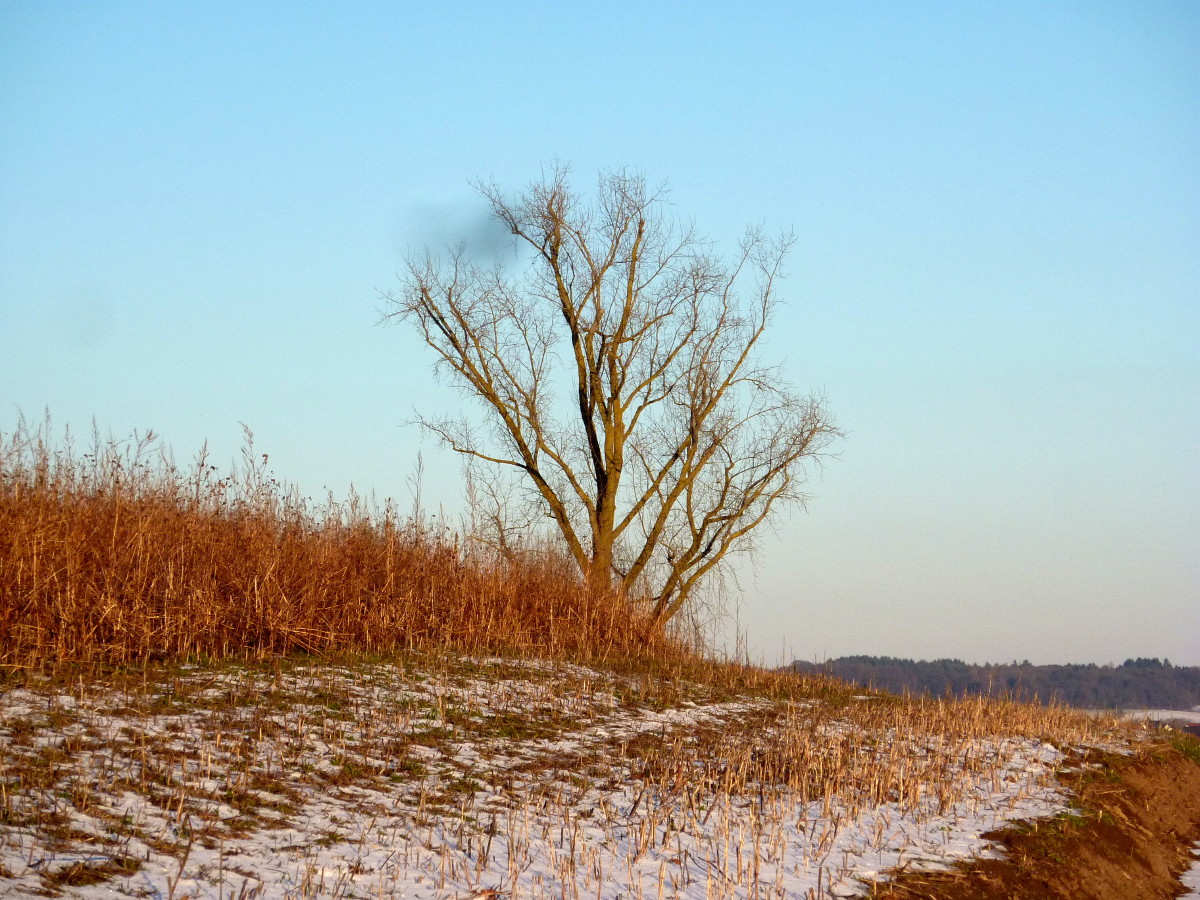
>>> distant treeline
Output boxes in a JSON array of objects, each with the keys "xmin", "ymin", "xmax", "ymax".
[{"xmin": 789, "ymin": 656, "xmax": 1200, "ymax": 710}]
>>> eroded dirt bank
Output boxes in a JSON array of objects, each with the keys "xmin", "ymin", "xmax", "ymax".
[{"xmin": 870, "ymin": 737, "xmax": 1200, "ymax": 900}]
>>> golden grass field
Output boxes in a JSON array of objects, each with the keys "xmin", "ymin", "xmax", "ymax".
[{"xmin": 3, "ymin": 418, "xmax": 1193, "ymax": 899}]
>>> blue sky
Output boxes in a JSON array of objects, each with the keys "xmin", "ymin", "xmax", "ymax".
[{"xmin": 2, "ymin": 1, "xmax": 1197, "ymax": 665}]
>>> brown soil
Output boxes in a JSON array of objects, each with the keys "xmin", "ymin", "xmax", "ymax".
[{"xmin": 869, "ymin": 735, "xmax": 1200, "ymax": 900}]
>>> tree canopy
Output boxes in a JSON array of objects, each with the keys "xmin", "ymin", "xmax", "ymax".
[{"xmin": 386, "ymin": 168, "xmax": 839, "ymax": 629}]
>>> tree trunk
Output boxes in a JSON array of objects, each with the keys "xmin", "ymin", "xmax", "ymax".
[{"xmin": 587, "ymin": 539, "xmax": 614, "ymax": 600}]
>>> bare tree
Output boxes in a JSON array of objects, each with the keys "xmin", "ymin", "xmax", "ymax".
[{"xmin": 384, "ymin": 168, "xmax": 840, "ymax": 630}]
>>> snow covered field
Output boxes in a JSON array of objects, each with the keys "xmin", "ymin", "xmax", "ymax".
[
  {"xmin": 1182, "ymin": 844, "xmax": 1200, "ymax": 900},
  {"xmin": 1116, "ymin": 708, "xmax": 1200, "ymax": 725},
  {"xmin": 0, "ymin": 657, "xmax": 1133, "ymax": 899}
]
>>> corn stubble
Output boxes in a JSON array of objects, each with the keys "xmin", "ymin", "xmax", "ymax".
[{"xmin": 0, "ymin": 658, "xmax": 1130, "ymax": 900}]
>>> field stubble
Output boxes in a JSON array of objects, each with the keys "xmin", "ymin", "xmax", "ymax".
[{"xmin": 0, "ymin": 655, "xmax": 1137, "ymax": 899}]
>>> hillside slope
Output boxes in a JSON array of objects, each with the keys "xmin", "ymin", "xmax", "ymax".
[{"xmin": 5, "ymin": 654, "xmax": 1193, "ymax": 900}]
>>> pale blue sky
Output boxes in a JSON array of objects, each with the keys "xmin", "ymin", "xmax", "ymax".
[{"xmin": 2, "ymin": 1, "xmax": 1197, "ymax": 665}]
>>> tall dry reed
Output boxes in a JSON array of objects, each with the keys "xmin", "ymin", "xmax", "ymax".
[{"xmin": 0, "ymin": 416, "xmax": 645, "ymax": 667}]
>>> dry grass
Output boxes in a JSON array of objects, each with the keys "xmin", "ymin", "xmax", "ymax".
[
  {"xmin": 0, "ymin": 657, "xmax": 1135, "ymax": 899},
  {"xmin": 0, "ymin": 415, "xmax": 1152, "ymax": 897},
  {"xmin": 0, "ymin": 416, "xmax": 652, "ymax": 670}
]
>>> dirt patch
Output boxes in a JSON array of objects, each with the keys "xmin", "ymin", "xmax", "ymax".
[{"xmin": 870, "ymin": 735, "xmax": 1200, "ymax": 900}]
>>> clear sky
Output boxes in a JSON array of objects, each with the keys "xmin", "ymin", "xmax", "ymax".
[{"xmin": 2, "ymin": 1, "xmax": 1197, "ymax": 666}]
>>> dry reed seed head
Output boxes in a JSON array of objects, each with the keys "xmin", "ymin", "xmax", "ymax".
[{"xmin": 1, "ymin": 419, "xmax": 667, "ymax": 669}]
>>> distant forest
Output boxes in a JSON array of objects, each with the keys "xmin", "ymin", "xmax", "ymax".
[{"xmin": 789, "ymin": 656, "xmax": 1200, "ymax": 710}]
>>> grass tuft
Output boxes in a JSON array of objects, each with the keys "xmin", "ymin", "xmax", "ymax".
[{"xmin": 0, "ymin": 415, "xmax": 657, "ymax": 670}]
